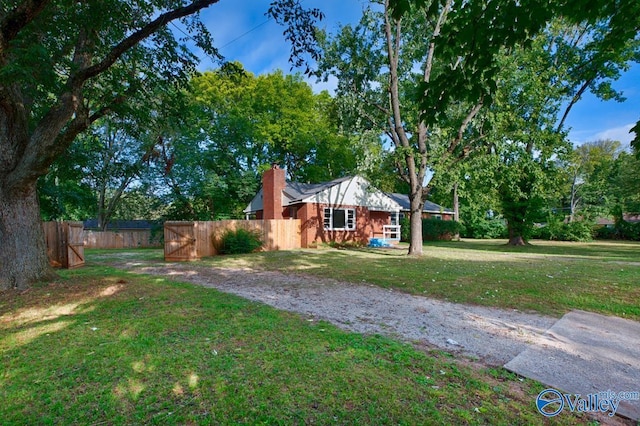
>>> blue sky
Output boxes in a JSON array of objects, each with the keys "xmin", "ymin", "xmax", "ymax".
[{"xmin": 196, "ymin": 0, "xmax": 639, "ymax": 147}]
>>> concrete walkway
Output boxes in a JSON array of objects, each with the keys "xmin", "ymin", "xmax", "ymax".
[{"xmin": 505, "ymin": 310, "xmax": 640, "ymax": 421}]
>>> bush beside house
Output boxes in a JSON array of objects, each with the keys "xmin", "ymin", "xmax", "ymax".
[
  {"xmin": 400, "ymin": 217, "xmax": 462, "ymax": 242},
  {"xmin": 216, "ymin": 229, "xmax": 263, "ymax": 254}
]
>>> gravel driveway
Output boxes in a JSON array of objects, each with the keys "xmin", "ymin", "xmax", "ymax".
[{"xmin": 115, "ymin": 259, "xmax": 557, "ymax": 366}]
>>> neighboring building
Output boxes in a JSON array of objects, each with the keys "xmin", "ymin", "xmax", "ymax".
[
  {"xmin": 243, "ymin": 165, "xmax": 452, "ymax": 247},
  {"xmin": 387, "ymin": 193, "xmax": 455, "ymax": 221}
]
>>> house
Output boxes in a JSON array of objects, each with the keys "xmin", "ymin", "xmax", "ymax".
[
  {"xmin": 387, "ymin": 193, "xmax": 455, "ymax": 221},
  {"xmin": 244, "ymin": 165, "xmax": 453, "ymax": 247}
]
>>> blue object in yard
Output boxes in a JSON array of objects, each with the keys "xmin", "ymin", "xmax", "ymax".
[{"xmin": 368, "ymin": 238, "xmax": 392, "ymax": 248}]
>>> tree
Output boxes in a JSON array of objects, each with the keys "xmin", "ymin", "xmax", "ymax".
[
  {"xmin": 609, "ymin": 151, "xmax": 640, "ymax": 214},
  {"xmin": 382, "ymin": 0, "xmax": 640, "ymax": 246},
  {"xmin": 154, "ymin": 64, "xmax": 359, "ymax": 220},
  {"xmin": 632, "ymin": 120, "xmax": 640, "ymax": 156},
  {"xmin": 476, "ymin": 14, "xmax": 640, "ymax": 245},
  {"xmin": 319, "ymin": 1, "xmax": 488, "ymax": 255},
  {"xmin": 0, "ymin": 0, "xmax": 323, "ymax": 290},
  {"xmin": 564, "ymin": 140, "xmax": 622, "ymax": 221}
]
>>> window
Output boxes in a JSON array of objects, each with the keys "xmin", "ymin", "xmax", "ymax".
[
  {"xmin": 390, "ymin": 211, "xmax": 400, "ymax": 226},
  {"xmin": 324, "ymin": 208, "xmax": 356, "ymax": 230}
]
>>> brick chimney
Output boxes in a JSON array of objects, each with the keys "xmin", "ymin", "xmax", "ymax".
[{"xmin": 262, "ymin": 163, "xmax": 286, "ymax": 220}]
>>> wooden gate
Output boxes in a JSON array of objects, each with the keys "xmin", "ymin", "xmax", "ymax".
[
  {"xmin": 43, "ymin": 221, "xmax": 85, "ymax": 269},
  {"xmin": 164, "ymin": 221, "xmax": 197, "ymax": 261},
  {"xmin": 66, "ymin": 222, "xmax": 85, "ymax": 268}
]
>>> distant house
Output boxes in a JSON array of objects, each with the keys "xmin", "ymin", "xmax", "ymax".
[
  {"xmin": 243, "ymin": 165, "xmax": 452, "ymax": 247},
  {"xmin": 387, "ymin": 193, "xmax": 455, "ymax": 221}
]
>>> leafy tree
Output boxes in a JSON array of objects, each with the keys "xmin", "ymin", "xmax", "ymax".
[
  {"xmin": 319, "ymin": 1, "xmax": 488, "ymax": 255},
  {"xmin": 609, "ymin": 151, "xmax": 640, "ymax": 214},
  {"xmin": 380, "ymin": 0, "xmax": 640, "ymax": 246},
  {"xmin": 563, "ymin": 140, "xmax": 622, "ymax": 222},
  {"xmin": 0, "ymin": 0, "xmax": 323, "ymax": 290},
  {"xmin": 632, "ymin": 120, "xmax": 640, "ymax": 156},
  {"xmin": 155, "ymin": 64, "xmax": 360, "ymax": 220},
  {"xmin": 484, "ymin": 15, "xmax": 638, "ymax": 245},
  {"xmin": 37, "ymin": 139, "xmax": 97, "ymax": 221}
]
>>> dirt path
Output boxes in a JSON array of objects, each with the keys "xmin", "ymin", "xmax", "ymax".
[{"xmin": 113, "ymin": 259, "xmax": 557, "ymax": 366}]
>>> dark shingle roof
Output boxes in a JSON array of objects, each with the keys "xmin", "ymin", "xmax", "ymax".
[
  {"xmin": 83, "ymin": 219, "xmax": 159, "ymax": 230},
  {"xmin": 387, "ymin": 193, "xmax": 453, "ymax": 214},
  {"xmin": 282, "ymin": 176, "xmax": 352, "ymax": 202}
]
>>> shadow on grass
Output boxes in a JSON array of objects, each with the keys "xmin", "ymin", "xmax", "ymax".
[
  {"xmin": 84, "ymin": 242, "xmax": 640, "ymax": 319},
  {"xmin": 2, "ymin": 267, "xmax": 582, "ymax": 425},
  {"xmin": 423, "ymin": 239, "xmax": 640, "ymax": 262}
]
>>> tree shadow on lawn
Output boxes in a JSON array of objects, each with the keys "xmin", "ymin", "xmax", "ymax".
[{"xmin": 424, "ymin": 239, "xmax": 640, "ymax": 262}]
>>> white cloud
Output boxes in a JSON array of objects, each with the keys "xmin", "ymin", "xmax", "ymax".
[{"xmin": 592, "ymin": 123, "xmax": 635, "ymax": 144}]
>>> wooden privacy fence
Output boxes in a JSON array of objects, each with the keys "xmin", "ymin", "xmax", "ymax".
[
  {"xmin": 164, "ymin": 220, "xmax": 301, "ymax": 261},
  {"xmin": 84, "ymin": 229, "xmax": 162, "ymax": 249},
  {"xmin": 43, "ymin": 221, "xmax": 85, "ymax": 269}
]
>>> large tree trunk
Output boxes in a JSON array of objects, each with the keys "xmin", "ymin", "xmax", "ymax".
[
  {"xmin": 453, "ymin": 182, "xmax": 460, "ymax": 240},
  {"xmin": 506, "ymin": 221, "xmax": 527, "ymax": 246},
  {"xmin": 0, "ymin": 183, "xmax": 55, "ymax": 290},
  {"xmin": 408, "ymin": 190, "xmax": 424, "ymax": 255}
]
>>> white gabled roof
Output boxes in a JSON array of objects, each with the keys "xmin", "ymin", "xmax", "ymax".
[
  {"xmin": 299, "ymin": 176, "xmax": 401, "ymax": 212},
  {"xmin": 243, "ymin": 175, "xmax": 401, "ymax": 213}
]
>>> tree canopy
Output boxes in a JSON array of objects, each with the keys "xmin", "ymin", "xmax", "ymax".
[{"xmin": 0, "ymin": 0, "xmax": 324, "ymax": 290}]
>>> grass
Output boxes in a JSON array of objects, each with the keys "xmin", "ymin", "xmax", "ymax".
[
  {"xmin": 118, "ymin": 239, "xmax": 639, "ymax": 320},
  {"xmin": 1, "ymin": 265, "xmax": 599, "ymax": 425}
]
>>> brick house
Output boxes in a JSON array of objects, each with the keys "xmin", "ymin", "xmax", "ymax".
[{"xmin": 244, "ymin": 165, "xmax": 452, "ymax": 247}]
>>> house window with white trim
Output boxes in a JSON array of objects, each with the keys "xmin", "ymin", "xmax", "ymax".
[{"xmin": 324, "ymin": 208, "xmax": 356, "ymax": 230}]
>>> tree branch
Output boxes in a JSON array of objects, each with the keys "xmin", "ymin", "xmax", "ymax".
[
  {"xmin": 72, "ymin": 0, "xmax": 220, "ymax": 86},
  {"xmin": 557, "ymin": 77, "xmax": 594, "ymax": 133},
  {"xmin": 0, "ymin": 0, "xmax": 51, "ymax": 52},
  {"xmin": 448, "ymin": 100, "xmax": 483, "ymax": 155},
  {"xmin": 5, "ymin": 0, "xmax": 220, "ymax": 193}
]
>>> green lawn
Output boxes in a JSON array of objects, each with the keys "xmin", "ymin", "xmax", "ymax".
[
  {"xmin": 5, "ymin": 240, "xmax": 633, "ymax": 423},
  {"xmin": 1, "ymin": 265, "xmax": 598, "ymax": 425},
  {"xmin": 145, "ymin": 239, "xmax": 639, "ymax": 319}
]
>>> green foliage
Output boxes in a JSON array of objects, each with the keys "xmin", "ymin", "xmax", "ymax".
[
  {"xmin": 400, "ymin": 217, "xmax": 462, "ymax": 242},
  {"xmin": 217, "ymin": 228, "xmax": 263, "ymax": 255},
  {"xmin": 631, "ymin": 119, "xmax": 640, "ymax": 157},
  {"xmin": 610, "ymin": 207, "xmax": 640, "ymax": 241},
  {"xmin": 609, "ymin": 152, "xmax": 640, "ymax": 213},
  {"xmin": 614, "ymin": 222, "xmax": 640, "ymax": 241},
  {"xmin": 422, "ymin": 219, "xmax": 462, "ymax": 241},
  {"xmin": 400, "ymin": 216, "xmax": 411, "ymax": 242},
  {"xmin": 593, "ymin": 225, "xmax": 618, "ymax": 240},
  {"xmin": 462, "ymin": 218, "xmax": 508, "ymax": 240},
  {"xmin": 532, "ymin": 215, "xmax": 594, "ymax": 242},
  {"xmin": 157, "ymin": 65, "xmax": 359, "ymax": 221}
]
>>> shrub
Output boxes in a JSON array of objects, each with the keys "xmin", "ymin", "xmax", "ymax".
[
  {"xmin": 594, "ymin": 225, "xmax": 617, "ymax": 240},
  {"xmin": 558, "ymin": 221, "xmax": 594, "ymax": 242},
  {"xmin": 400, "ymin": 216, "xmax": 410, "ymax": 242},
  {"xmin": 615, "ymin": 220, "xmax": 640, "ymax": 241},
  {"xmin": 532, "ymin": 215, "xmax": 594, "ymax": 242},
  {"xmin": 461, "ymin": 218, "xmax": 508, "ymax": 239},
  {"xmin": 217, "ymin": 228, "xmax": 263, "ymax": 254},
  {"xmin": 422, "ymin": 219, "xmax": 462, "ymax": 241},
  {"xmin": 399, "ymin": 217, "xmax": 462, "ymax": 241}
]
